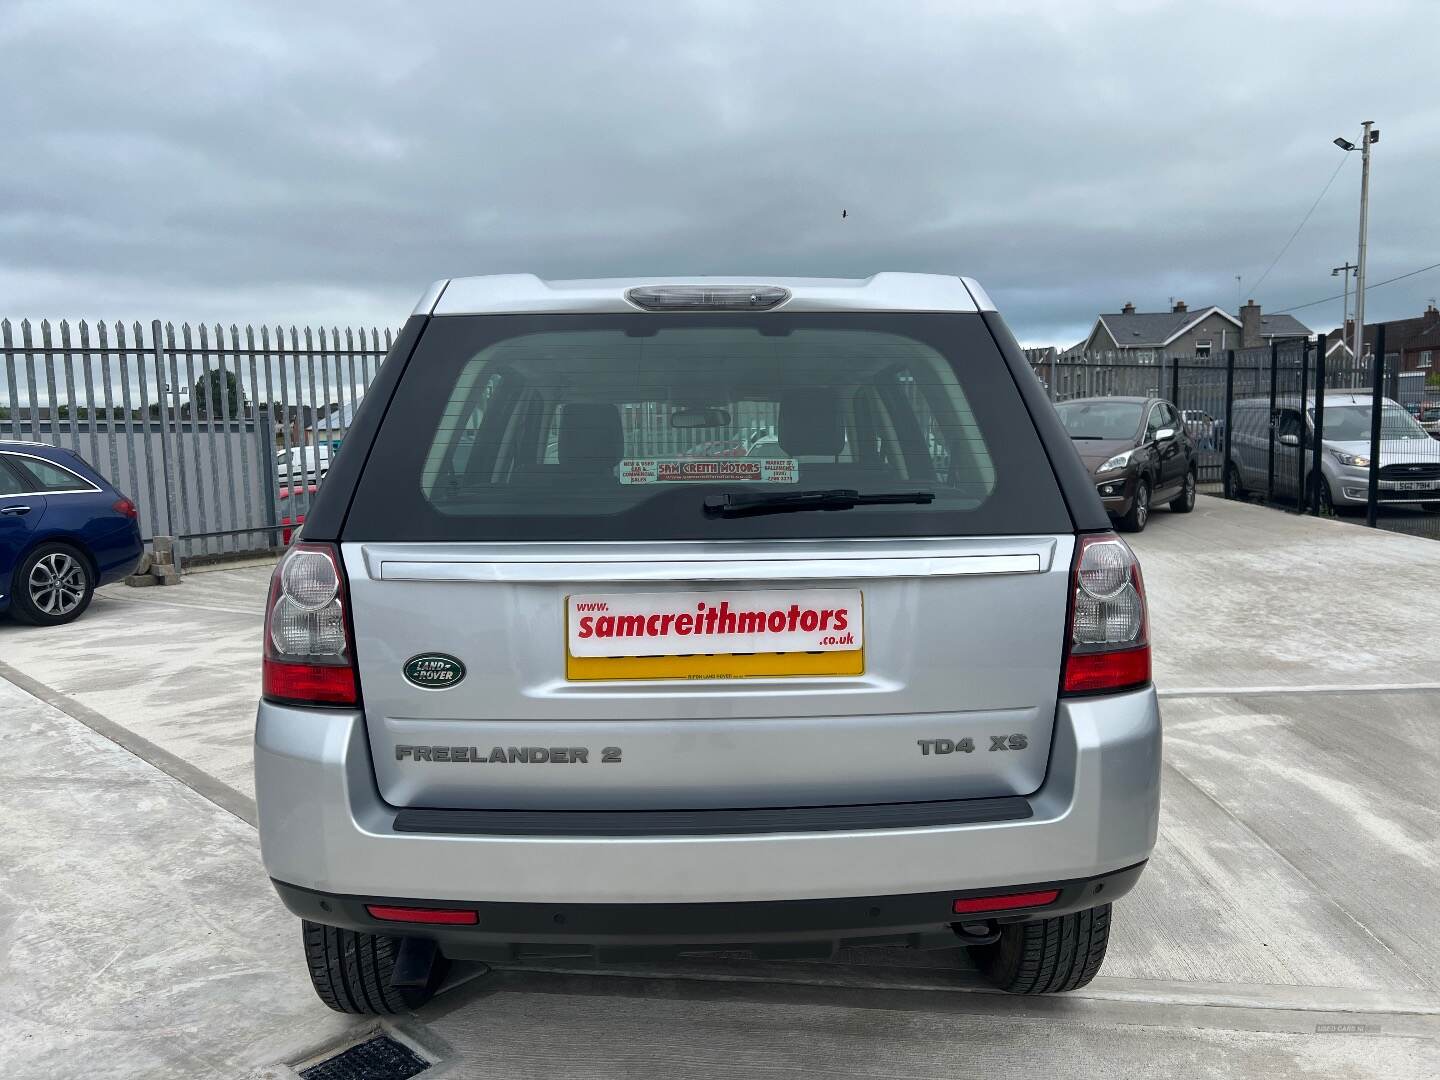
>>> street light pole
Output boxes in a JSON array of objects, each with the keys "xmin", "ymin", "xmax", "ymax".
[{"xmin": 1352, "ymin": 121, "xmax": 1375, "ymax": 368}]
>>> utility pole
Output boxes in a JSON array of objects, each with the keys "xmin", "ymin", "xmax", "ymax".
[
  {"xmin": 1354, "ymin": 121, "xmax": 1374, "ymax": 368},
  {"xmin": 1334, "ymin": 123, "xmax": 1379, "ymax": 370},
  {"xmin": 1331, "ymin": 262, "xmax": 1357, "ymax": 356}
]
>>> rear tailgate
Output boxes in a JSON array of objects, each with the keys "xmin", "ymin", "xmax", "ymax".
[
  {"xmin": 336, "ymin": 308, "xmax": 1081, "ymax": 813},
  {"xmin": 346, "ymin": 535, "xmax": 1072, "ymax": 810}
]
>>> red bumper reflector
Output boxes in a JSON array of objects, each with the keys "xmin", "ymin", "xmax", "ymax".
[
  {"xmin": 365, "ymin": 905, "xmax": 478, "ymax": 925},
  {"xmin": 952, "ymin": 889, "xmax": 1060, "ymax": 914},
  {"xmin": 263, "ymin": 658, "xmax": 358, "ymax": 706},
  {"xmin": 1062, "ymin": 645, "xmax": 1151, "ymax": 695}
]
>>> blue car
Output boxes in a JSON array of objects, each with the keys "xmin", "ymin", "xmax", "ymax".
[{"xmin": 0, "ymin": 440, "xmax": 144, "ymax": 625}]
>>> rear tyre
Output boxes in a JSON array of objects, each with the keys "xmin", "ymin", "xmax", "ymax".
[
  {"xmin": 1117, "ymin": 479, "xmax": 1149, "ymax": 532},
  {"xmin": 1225, "ymin": 462, "xmax": 1247, "ymax": 501},
  {"xmin": 1169, "ymin": 468, "xmax": 1197, "ymax": 513},
  {"xmin": 970, "ymin": 904, "xmax": 1111, "ymax": 994},
  {"xmin": 301, "ymin": 920, "xmax": 447, "ymax": 1014},
  {"xmin": 10, "ymin": 543, "xmax": 95, "ymax": 626}
]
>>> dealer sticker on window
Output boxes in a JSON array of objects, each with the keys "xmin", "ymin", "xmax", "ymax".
[{"xmin": 617, "ymin": 458, "xmax": 798, "ymax": 484}]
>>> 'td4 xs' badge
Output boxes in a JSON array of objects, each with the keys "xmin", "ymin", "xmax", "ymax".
[{"xmin": 403, "ymin": 653, "xmax": 466, "ymax": 690}]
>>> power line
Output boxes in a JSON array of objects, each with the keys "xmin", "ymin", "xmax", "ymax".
[
  {"xmin": 1272, "ymin": 260, "xmax": 1440, "ymax": 314},
  {"xmin": 1247, "ymin": 154, "xmax": 1350, "ymax": 297}
]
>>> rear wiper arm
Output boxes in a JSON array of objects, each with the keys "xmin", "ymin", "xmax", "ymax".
[{"xmin": 703, "ymin": 488, "xmax": 935, "ymax": 518}]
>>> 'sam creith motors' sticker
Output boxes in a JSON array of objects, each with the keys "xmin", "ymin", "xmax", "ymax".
[
  {"xmin": 618, "ymin": 458, "xmax": 798, "ymax": 484},
  {"xmin": 568, "ymin": 588, "xmax": 862, "ymax": 658}
]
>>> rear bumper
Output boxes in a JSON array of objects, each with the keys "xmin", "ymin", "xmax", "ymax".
[
  {"xmin": 93, "ymin": 522, "xmax": 144, "ymax": 585},
  {"xmin": 254, "ymin": 685, "xmax": 1161, "ymax": 906},
  {"xmin": 270, "ymin": 861, "xmax": 1147, "ymax": 962}
]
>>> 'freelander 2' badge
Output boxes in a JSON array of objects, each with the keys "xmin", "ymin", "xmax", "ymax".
[{"xmin": 403, "ymin": 653, "xmax": 466, "ymax": 690}]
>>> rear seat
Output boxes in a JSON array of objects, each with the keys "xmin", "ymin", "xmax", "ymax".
[
  {"xmin": 776, "ymin": 389, "xmax": 898, "ymax": 486},
  {"xmin": 514, "ymin": 403, "xmax": 624, "ymax": 485}
]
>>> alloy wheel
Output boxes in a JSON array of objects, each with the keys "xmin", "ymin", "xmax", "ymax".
[
  {"xmin": 1135, "ymin": 483, "xmax": 1149, "ymax": 528},
  {"xmin": 27, "ymin": 552, "xmax": 87, "ymax": 616}
]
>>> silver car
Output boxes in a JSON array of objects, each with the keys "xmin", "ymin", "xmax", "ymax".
[
  {"xmin": 254, "ymin": 274, "xmax": 1162, "ymax": 1013},
  {"xmin": 1227, "ymin": 392, "xmax": 1440, "ymax": 510}
]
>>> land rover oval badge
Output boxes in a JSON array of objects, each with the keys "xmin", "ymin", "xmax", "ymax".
[{"xmin": 403, "ymin": 653, "xmax": 466, "ymax": 690}]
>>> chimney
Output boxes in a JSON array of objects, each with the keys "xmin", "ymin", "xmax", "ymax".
[
  {"xmin": 1171, "ymin": 299, "xmax": 1187, "ymax": 314},
  {"xmin": 1120, "ymin": 301, "xmax": 1135, "ymax": 315},
  {"xmin": 1240, "ymin": 299, "xmax": 1262, "ymax": 348}
]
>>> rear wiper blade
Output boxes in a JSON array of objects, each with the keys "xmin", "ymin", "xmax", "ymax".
[{"xmin": 703, "ymin": 488, "xmax": 935, "ymax": 518}]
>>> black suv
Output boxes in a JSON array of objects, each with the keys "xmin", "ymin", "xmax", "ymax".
[{"xmin": 1053, "ymin": 396, "xmax": 1197, "ymax": 532}]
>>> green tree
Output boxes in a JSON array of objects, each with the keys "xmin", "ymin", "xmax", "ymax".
[{"xmin": 192, "ymin": 368, "xmax": 243, "ymax": 419}]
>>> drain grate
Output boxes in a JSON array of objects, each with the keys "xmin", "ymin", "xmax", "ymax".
[{"xmin": 299, "ymin": 1034, "xmax": 429, "ymax": 1080}]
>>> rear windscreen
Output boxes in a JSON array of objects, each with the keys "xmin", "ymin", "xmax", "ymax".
[{"xmin": 344, "ymin": 313, "xmax": 1070, "ymax": 541}]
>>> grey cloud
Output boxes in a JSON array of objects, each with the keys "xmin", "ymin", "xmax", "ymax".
[{"xmin": 2, "ymin": 0, "xmax": 1438, "ymax": 346}]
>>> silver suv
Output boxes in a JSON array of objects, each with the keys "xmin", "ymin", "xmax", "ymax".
[{"xmin": 254, "ymin": 274, "xmax": 1161, "ymax": 1013}]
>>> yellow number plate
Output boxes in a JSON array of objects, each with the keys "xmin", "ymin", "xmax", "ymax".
[{"xmin": 565, "ymin": 588, "xmax": 864, "ymax": 681}]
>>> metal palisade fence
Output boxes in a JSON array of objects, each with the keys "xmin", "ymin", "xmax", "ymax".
[
  {"xmin": 1, "ymin": 318, "xmax": 394, "ymax": 560},
  {"xmin": 1026, "ymin": 335, "xmax": 1440, "ymax": 541},
  {"xmin": 5, "ymin": 317, "xmax": 1438, "ymax": 561}
]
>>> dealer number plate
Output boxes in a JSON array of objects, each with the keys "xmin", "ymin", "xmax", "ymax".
[{"xmin": 565, "ymin": 588, "xmax": 864, "ymax": 680}]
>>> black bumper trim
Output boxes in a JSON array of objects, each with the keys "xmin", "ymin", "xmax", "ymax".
[
  {"xmin": 272, "ymin": 861, "xmax": 1146, "ymax": 963},
  {"xmin": 392, "ymin": 795, "xmax": 1032, "ymax": 837}
]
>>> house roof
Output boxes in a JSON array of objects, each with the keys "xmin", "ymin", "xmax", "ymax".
[
  {"xmin": 1326, "ymin": 337, "xmax": 1354, "ymax": 358},
  {"xmin": 1404, "ymin": 322, "xmax": 1440, "ymax": 351},
  {"xmin": 308, "ymin": 400, "xmax": 358, "ymax": 432},
  {"xmin": 1255, "ymin": 313, "xmax": 1311, "ymax": 339},
  {"xmin": 1095, "ymin": 306, "xmax": 1241, "ymax": 348}
]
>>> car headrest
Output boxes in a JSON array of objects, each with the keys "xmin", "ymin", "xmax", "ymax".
[
  {"xmin": 558, "ymin": 403, "xmax": 624, "ymax": 471},
  {"xmin": 778, "ymin": 389, "xmax": 843, "ymax": 457}
]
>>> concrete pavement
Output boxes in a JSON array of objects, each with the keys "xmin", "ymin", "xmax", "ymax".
[
  {"xmin": 0, "ymin": 677, "xmax": 354, "ymax": 1079},
  {"xmin": 0, "ymin": 495, "xmax": 1436, "ymax": 1077}
]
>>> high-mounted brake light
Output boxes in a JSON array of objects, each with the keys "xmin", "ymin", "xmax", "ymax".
[
  {"xmin": 1061, "ymin": 534, "xmax": 1150, "ymax": 695},
  {"xmin": 262, "ymin": 542, "xmax": 359, "ymax": 707},
  {"xmin": 626, "ymin": 285, "xmax": 789, "ymax": 311}
]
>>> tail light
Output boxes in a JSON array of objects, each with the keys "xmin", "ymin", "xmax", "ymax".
[
  {"xmin": 262, "ymin": 542, "xmax": 359, "ymax": 707},
  {"xmin": 112, "ymin": 498, "xmax": 138, "ymax": 520},
  {"xmin": 1061, "ymin": 533, "xmax": 1150, "ymax": 695}
]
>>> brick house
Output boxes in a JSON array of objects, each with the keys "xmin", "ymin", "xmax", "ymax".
[
  {"xmin": 1402, "ymin": 321, "xmax": 1440, "ymax": 381},
  {"xmin": 1329, "ymin": 302, "xmax": 1440, "ymax": 371}
]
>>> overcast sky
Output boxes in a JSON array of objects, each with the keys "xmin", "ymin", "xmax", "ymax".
[{"xmin": 3, "ymin": 0, "xmax": 1437, "ymax": 347}]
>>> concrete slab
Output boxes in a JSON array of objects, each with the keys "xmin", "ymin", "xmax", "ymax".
[
  {"xmin": 1159, "ymin": 691, "xmax": 1439, "ymax": 988},
  {"xmin": 411, "ymin": 971, "xmax": 1436, "ymax": 1079},
  {"xmin": 1130, "ymin": 496, "xmax": 1440, "ymax": 692},
  {"xmin": 0, "ymin": 677, "xmax": 359, "ymax": 1080},
  {"xmin": 0, "ymin": 563, "xmax": 271, "ymax": 802}
]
